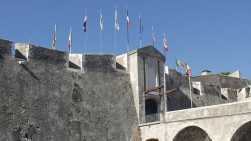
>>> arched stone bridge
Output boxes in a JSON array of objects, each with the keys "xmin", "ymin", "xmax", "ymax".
[{"xmin": 140, "ymin": 100, "xmax": 251, "ymax": 141}]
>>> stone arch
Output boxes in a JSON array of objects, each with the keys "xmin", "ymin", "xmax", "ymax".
[
  {"xmin": 146, "ymin": 138, "xmax": 159, "ymax": 141},
  {"xmin": 173, "ymin": 126, "xmax": 212, "ymax": 141},
  {"xmin": 231, "ymin": 121, "xmax": 251, "ymax": 141}
]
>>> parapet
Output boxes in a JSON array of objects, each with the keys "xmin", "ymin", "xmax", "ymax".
[
  {"xmin": 15, "ymin": 43, "xmax": 68, "ymax": 67},
  {"xmin": 15, "ymin": 43, "xmax": 116, "ymax": 71},
  {"xmin": 0, "ymin": 39, "xmax": 12, "ymax": 59},
  {"xmin": 0, "ymin": 38, "xmax": 117, "ymax": 72},
  {"xmin": 83, "ymin": 54, "xmax": 116, "ymax": 72}
]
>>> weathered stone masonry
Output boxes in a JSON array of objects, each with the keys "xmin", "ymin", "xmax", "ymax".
[{"xmin": 0, "ymin": 39, "xmax": 138, "ymax": 141}]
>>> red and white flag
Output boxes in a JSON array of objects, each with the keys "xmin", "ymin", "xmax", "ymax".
[
  {"xmin": 163, "ymin": 33, "xmax": 169, "ymax": 51},
  {"xmin": 83, "ymin": 16, "xmax": 87, "ymax": 32},
  {"xmin": 68, "ymin": 29, "xmax": 72, "ymax": 53},
  {"xmin": 186, "ymin": 65, "xmax": 192, "ymax": 77},
  {"xmin": 114, "ymin": 9, "xmax": 120, "ymax": 32},
  {"xmin": 52, "ymin": 24, "xmax": 56, "ymax": 49},
  {"xmin": 99, "ymin": 12, "xmax": 104, "ymax": 32}
]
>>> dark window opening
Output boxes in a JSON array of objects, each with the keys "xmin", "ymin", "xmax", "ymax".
[
  {"xmin": 72, "ymin": 83, "xmax": 82, "ymax": 102},
  {"xmin": 145, "ymin": 99, "xmax": 158, "ymax": 115},
  {"xmin": 221, "ymin": 94, "xmax": 228, "ymax": 100},
  {"xmin": 145, "ymin": 99, "xmax": 159, "ymax": 122},
  {"xmin": 193, "ymin": 88, "xmax": 200, "ymax": 95}
]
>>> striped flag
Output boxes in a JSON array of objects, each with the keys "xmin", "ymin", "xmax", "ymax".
[
  {"xmin": 163, "ymin": 33, "xmax": 168, "ymax": 51},
  {"xmin": 68, "ymin": 28, "xmax": 72, "ymax": 53},
  {"xmin": 83, "ymin": 15, "xmax": 87, "ymax": 32},
  {"xmin": 114, "ymin": 9, "xmax": 120, "ymax": 32},
  {"xmin": 99, "ymin": 12, "xmax": 104, "ymax": 32},
  {"xmin": 186, "ymin": 64, "xmax": 192, "ymax": 76},
  {"xmin": 52, "ymin": 24, "xmax": 56, "ymax": 49},
  {"xmin": 176, "ymin": 59, "xmax": 192, "ymax": 76}
]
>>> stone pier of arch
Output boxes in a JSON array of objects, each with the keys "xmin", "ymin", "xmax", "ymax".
[{"xmin": 140, "ymin": 100, "xmax": 251, "ymax": 141}]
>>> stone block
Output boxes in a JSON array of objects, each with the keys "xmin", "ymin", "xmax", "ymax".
[{"xmin": 83, "ymin": 54, "xmax": 115, "ymax": 72}]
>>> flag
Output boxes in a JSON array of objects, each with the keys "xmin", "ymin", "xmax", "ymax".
[
  {"xmin": 176, "ymin": 59, "xmax": 192, "ymax": 76},
  {"xmin": 114, "ymin": 9, "xmax": 120, "ymax": 32},
  {"xmin": 186, "ymin": 64, "xmax": 192, "ymax": 76},
  {"xmin": 52, "ymin": 24, "xmax": 56, "ymax": 49},
  {"xmin": 152, "ymin": 26, "xmax": 156, "ymax": 46},
  {"xmin": 139, "ymin": 16, "xmax": 143, "ymax": 34},
  {"xmin": 68, "ymin": 28, "xmax": 72, "ymax": 53},
  {"xmin": 126, "ymin": 9, "xmax": 130, "ymax": 32},
  {"xmin": 176, "ymin": 59, "xmax": 182, "ymax": 67},
  {"xmin": 163, "ymin": 33, "xmax": 168, "ymax": 51},
  {"xmin": 83, "ymin": 15, "xmax": 87, "ymax": 32},
  {"xmin": 99, "ymin": 12, "xmax": 104, "ymax": 32}
]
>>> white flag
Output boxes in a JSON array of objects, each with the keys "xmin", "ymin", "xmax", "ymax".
[
  {"xmin": 68, "ymin": 29, "xmax": 72, "ymax": 53},
  {"xmin": 115, "ymin": 9, "xmax": 120, "ymax": 32},
  {"xmin": 52, "ymin": 24, "xmax": 57, "ymax": 49},
  {"xmin": 100, "ymin": 12, "xmax": 104, "ymax": 31},
  {"xmin": 163, "ymin": 33, "xmax": 168, "ymax": 51}
]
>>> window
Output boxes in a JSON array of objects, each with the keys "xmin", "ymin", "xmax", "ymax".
[
  {"xmin": 145, "ymin": 99, "xmax": 158, "ymax": 115},
  {"xmin": 192, "ymin": 81, "xmax": 202, "ymax": 95},
  {"xmin": 144, "ymin": 58, "xmax": 160, "ymax": 90}
]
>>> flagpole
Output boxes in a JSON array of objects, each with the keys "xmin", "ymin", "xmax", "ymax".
[
  {"xmin": 55, "ymin": 24, "xmax": 57, "ymax": 49},
  {"xmin": 99, "ymin": 30, "xmax": 103, "ymax": 54},
  {"xmin": 69, "ymin": 27, "xmax": 72, "ymax": 54},
  {"xmin": 99, "ymin": 9, "xmax": 103, "ymax": 54},
  {"xmin": 188, "ymin": 75, "xmax": 193, "ymax": 108},
  {"xmin": 113, "ymin": 7, "xmax": 119, "ymax": 54},
  {"xmin": 152, "ymin": 26, "xmax": 155, "ymax": 47},
  {"xmin": 83, "ymin": 8, "xmax": 87, "ymax": 54},
  {"xmin": 126, "ymin": 8, "xmax": 130, "ymax": 72},
  {"xmin": 113, "ymin": 29, "xmax": 116, "ymax": 54},
  {"xmin": 164, "ymin": 51, "xmax": 167, "ymax": 116},
  {"xmin": 139, "ymin": 15, "xmax": 143, "ymax": 49}
]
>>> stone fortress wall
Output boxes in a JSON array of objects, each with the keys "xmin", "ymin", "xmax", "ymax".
[{"xmin": 0, "ymin": 39, "xmax": 138, "ymax": 141}]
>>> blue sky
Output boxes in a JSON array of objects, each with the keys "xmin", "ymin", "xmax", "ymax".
[{"xmin": 0, "ymin": 0, "xmax": 251, "ymax": 78}]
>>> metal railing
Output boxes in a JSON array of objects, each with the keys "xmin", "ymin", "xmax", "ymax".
[{"xmin": 145, "ymin": 113, "xmax": 160, "ymax": 123}]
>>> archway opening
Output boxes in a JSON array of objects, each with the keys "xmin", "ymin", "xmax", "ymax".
[
  {"xmin": 231, "ymin": 121, "xmax": 251, "ymax": 141},
  {"xmin": 173, "ymin": 126, "xmax": 212, "ymax": 141},
  {"xmin": 146, "ymin": 139, "xmax": 159, "ymax": 141}
]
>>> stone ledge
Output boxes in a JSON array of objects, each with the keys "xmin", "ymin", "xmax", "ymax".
[{"xmin": 165, "ymin": 99, "xmax": 251, "ymax": 123}]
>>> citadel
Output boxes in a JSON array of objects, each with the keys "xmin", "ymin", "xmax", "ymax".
[{"xmin": 0, "ymin": 38, "xmax": 251, "ymax": 141}]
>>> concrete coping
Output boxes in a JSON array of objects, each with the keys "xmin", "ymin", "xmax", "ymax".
[
  {"xmin": 165, "ymin": 99, "xmax": 251, "ymax": 123},
  {"xmin": 139, "ymin": 100, "xmax": 251, "ymax": 127}
]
